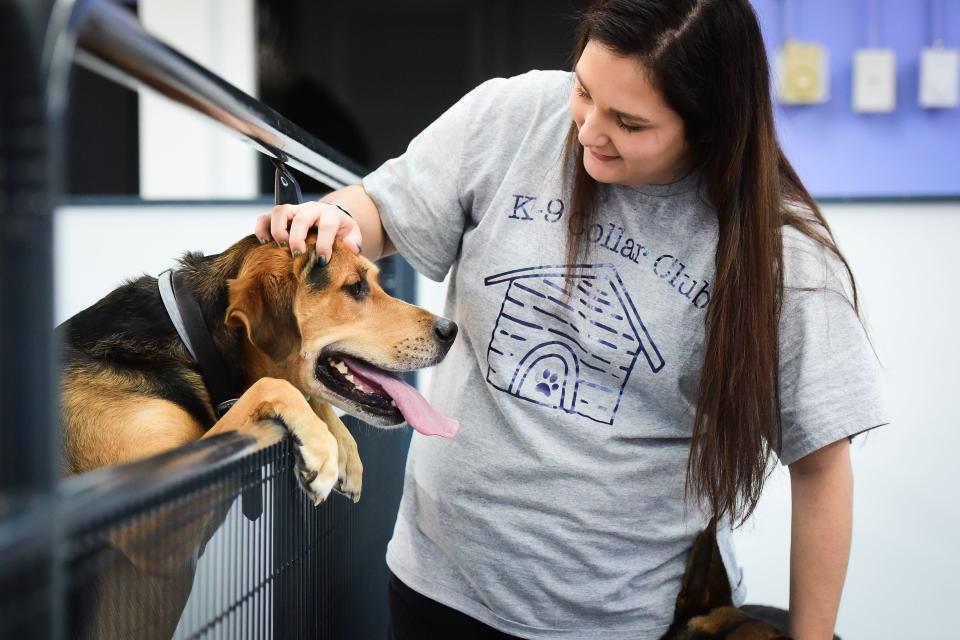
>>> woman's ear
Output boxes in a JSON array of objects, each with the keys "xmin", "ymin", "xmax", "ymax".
[{"xmin": 226, "ymin": 252, "xmax": 302, "ymax": 361}]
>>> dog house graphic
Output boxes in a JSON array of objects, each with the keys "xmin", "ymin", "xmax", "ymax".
[{"xmin": 483, "ymin": 264, "xmax": 665, "ymax": 425}]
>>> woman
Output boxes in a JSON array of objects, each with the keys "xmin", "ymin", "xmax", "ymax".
[{"xmin": 257, "ymin": 1, "xmax": 887, "ymax": 638}]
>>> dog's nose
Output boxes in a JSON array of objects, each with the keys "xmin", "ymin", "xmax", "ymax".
[{"xmin": 433, "ymin": 318, "xmax": 458, "ymax": 344}]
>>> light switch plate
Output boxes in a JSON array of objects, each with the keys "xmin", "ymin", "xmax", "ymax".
[
  {"xmin": 853, "ymin": 48, "xmax": 896, "ymax": 113},
  {"xmin": 919, "ymin": 47, "xmax": 959, "ymax": 108},
  {"xmin": 776, "ymin": 40, "xmax": 830, "ymax": 104}
]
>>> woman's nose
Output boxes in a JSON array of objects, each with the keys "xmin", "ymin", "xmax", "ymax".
[{"xmin": 577, "ymin": 109, "xmax": 608, "ymax": 148}]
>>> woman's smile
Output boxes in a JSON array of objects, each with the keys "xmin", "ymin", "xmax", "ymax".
[{"xmin": 587, "ymin": 147, "xmax": 620, "ymax": 162}]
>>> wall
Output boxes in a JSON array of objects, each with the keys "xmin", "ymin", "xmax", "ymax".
[
  {"xmin": 138, "ymin": 0, "xmax": 258, "ymax": 199},
  {"xmin": 752, "ymin": 0, "xmax": 960, "ymax": 198},
  {"xmin": 54, "ymin": 204, "xmax": 256, "ymax": 322},
  {"xmin": 736, "ymin": 201, "xmax": 959, "ymax": 638}
]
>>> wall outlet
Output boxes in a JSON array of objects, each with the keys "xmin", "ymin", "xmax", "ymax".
[
  {"xmin": 776, "ymin": 40, "xmax": 830, "ymax": 104},
  {"xmin": 853, "ymin": 48, "xmax": 897, "ymax": 113},
  {"xmin": 919, "ymin": 47, "xmax": 959, "ymax": 109}
]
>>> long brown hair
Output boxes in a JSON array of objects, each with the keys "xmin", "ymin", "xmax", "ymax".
[{"xmin": 564, "ymin": 0, "xmax": 860, "ymax": 524}]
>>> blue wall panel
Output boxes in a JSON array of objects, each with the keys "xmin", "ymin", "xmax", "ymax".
[{"xmin": 752, "ymin": 0, "xmax": 960, "ymax": 198}]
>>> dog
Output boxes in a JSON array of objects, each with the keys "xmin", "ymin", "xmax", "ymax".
[
  {"xmin": 662, "ymin": 520, "xmax": 800, "ymax": 640},
  {"xmin": 58, "ymin": 234, "xmax": 459, "ymax": 637},
  {"xmin": 60, "ymin": 234, "xmax": 458, "ymax": 493}
]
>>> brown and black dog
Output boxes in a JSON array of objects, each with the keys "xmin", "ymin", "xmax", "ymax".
[
  {"xmin": 58, "ymin": 234, "xmax": 457, "ymax": 638},
  {"xmin": 662, "ymin": 521, "xmax": 797, "ymax": 640},
  {"xmin": 60, "ymin": 233, "xmax": 457, "ymax": 498}
]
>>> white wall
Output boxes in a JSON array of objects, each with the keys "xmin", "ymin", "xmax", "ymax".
[
  {"xmin": 54, "ymin": 204, "xmax": 259, "ymax": 322},
  {"xmin": 56, "ymin": 201, "xmax": 960, "ymax": 639},
  {"xmin": 731, "ymin": 202, "xmax": 960, "ymax": 640},
  {"xmin": 138, "ymin": 0, "xmax": 258, "ymax": 199}
]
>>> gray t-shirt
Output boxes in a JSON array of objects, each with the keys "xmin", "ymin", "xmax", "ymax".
[{"xmin": 362, "ymin": 70, "xmax": 888, "ymax": 639}]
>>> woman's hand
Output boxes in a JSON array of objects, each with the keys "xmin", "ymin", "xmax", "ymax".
[{"xmin": 255, "ymin": 201, "xmax": 362, "ymax": 263}]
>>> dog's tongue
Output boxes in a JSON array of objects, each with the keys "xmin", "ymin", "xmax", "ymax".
[{"xmin": 342, "ymin": 358, "xmax": 459, "ymax": 438}]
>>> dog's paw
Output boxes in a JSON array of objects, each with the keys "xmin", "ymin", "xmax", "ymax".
[
  {"xmin": 289, "ymin": 428, "xmax": 339, "ymax": 506},
  {"xmin": 334, "ymin": 443, "xmax": 363, "ymax": 503}
]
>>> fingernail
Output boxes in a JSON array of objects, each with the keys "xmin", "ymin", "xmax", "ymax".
[
  {"xmin": 258, "ymin": 236, "xmax": 268, "ymax": 245},
  {"xmin": 293, "ymin": 250, "xmax": 302, "ymax": 258},
  {"xmin": 280, "ymin": 240, "xmax": 289, "ymax": 248},
  {"xmin": 317, "ymin": 255, "xmax": 327, "ymax": 268}
]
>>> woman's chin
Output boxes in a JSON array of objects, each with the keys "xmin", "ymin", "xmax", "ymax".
[{"xmin": 583, "ymin": 158, "xmax": 619, "ymax": 184}]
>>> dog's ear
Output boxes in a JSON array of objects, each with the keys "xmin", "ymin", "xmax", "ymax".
[
  {"xmin": 671, "ymin": 518, "xmax": 733, "ymax": 623},
  {"xmin": 226, "ymin": 252, "xmax": 301, "ymax": 361}
]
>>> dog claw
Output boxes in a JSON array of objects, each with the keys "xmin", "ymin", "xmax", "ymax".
[
  {"xmin": 289, "ymin": 428, "xmax": 339, "ymax": 507},
  {"xmin": 334, "ymin": 482, "xmax": 361, "ymax": 503},
  {"xmin": 294, "ymin": 465, "xmax": 322, "ymax": 503}
]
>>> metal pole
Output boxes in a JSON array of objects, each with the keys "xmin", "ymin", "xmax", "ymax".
[
  {"xmin": 0, "ymin": 0, "xmax": 58, "ymax": 508},
  {"xmin": 0, "ymin": 0, "xmax": 61, "ymax": 637}
]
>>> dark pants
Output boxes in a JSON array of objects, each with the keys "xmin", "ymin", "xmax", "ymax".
[{"xmin": 387, "ymin": 571, "xmax": 523, "ymax": 640}]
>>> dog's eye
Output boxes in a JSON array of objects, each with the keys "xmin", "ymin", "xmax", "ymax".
[{"xmin": 342, "ymin": 279, "xmax": 369, "ymax": 300}]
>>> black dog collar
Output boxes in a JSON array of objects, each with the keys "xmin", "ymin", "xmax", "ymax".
[{"xmin": 159, "ymin": 269, "xmax": 240, "ymax": 418}]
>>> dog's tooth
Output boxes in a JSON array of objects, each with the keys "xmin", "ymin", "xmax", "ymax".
[
  {"xmin": 333, "ymin": 361, "xmax": 348, "ymax": 374},
  {"xmin": 345, "ymin": 373, "xmax": 355, "ymax": 382},
  {"xmin": 390, "ymin": 400, "xmax": 397, "ymax": 407}
]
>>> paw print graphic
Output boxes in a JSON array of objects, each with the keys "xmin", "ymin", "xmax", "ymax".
[{"xmin": 536, "ymin": 369, "xmax": 560, "ymax": 397}]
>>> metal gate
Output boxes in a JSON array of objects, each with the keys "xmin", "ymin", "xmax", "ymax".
[{"xmin": 0, "ymin": 1, "xmax": 412, "ymax": 638}]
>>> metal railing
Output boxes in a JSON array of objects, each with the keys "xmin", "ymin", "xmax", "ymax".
[
  {"xmin": 0, "ymin": 1, "xmax": 409, "ymax": 638},
  {"xmin": 69, "ymin": 0, "xmax": 365, "ymax": 190}
]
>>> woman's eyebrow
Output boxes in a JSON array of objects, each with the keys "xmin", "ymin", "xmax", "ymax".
[
  {"xmin": 574, "ymin": 70, "xmax": 653, "ymax": 124},
  {"xmin": 611, "ymin": 107, "xmax": 652, "ymax": 125}
]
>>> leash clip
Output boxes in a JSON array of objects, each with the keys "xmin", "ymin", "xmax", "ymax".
[{"xmin": 271, "ymin": 157, "xmax": 303, "ymax": 205}]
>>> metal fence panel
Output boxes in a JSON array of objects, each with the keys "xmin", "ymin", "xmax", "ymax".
[{"xmin": 56, "ymin": 419, "xmax": 407, "ymax": 640}]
